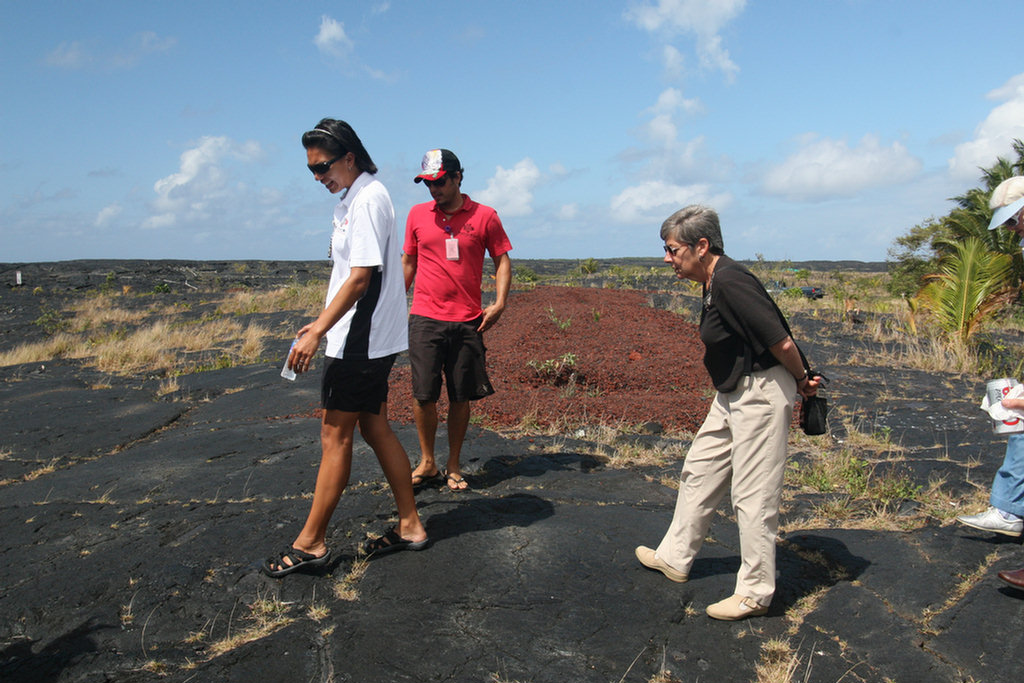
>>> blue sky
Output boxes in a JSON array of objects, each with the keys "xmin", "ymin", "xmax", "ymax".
[{"xmin": 3, "ymin": 1, "xmax": 1024, "ymax": 263}]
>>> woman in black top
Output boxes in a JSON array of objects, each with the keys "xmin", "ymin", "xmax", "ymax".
[{"xmin": 635, "ymin": 205, "xmax": 820, "ymax": 620}]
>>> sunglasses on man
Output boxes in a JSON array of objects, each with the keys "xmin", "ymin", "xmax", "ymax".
[{"xmin": 422, "ymin": 175, "xmax": 450, "ymax": 188}]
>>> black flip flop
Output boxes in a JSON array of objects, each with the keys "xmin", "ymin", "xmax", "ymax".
[
  {"xmin": 364, "ymin": 527, "xmax": 430, "ymax": 557},
  {"xmin": 444, "ymin": 471, "xmax": 469, "ymax": 492},
  {"xmin": 411, "ymin": 469, "xmax": 443, "ymax": 487},
  {"xmin": 262, "ymin": 546, "xmax": 331, "ymax": 578}
]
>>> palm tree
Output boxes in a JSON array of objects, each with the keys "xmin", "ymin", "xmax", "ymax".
[
  {"xmin": 889, "ymin": 138, "xmax": 1024, "ymax": 296},
  {"xmin": 942, "ymin": 139, "xmax": 1024, "ymax": 281},
  {"xmin": 917, "ymin": 236, "xmax": 1016, "ymax": 344}
]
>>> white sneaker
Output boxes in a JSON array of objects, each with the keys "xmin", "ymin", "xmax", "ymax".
[{"xmin": 956, "ymin": 507, "xmax": 1022, "ymax": 537}]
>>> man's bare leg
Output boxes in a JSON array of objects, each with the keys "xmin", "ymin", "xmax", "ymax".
[
  {"xmin": 411, "ymin": 399, "xmax": 442, "ymax": 483},
  {"xmin": 444, "ymin": 401, "xmax": 470, "ymax": 490}
]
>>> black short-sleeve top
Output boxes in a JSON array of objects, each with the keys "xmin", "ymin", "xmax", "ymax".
[{"xmin": 699, "ymin": 255, "xmax": 790, "ymax": 392}]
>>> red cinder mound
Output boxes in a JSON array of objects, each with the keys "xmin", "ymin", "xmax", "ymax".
[{"xmin": 388, "ymin": 286, "xmax": 710, "ymax": 432}]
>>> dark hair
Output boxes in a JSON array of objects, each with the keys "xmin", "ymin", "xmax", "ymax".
[
  {"xmin": 301, "ymin": 118, "xmax": 378, "ymax": 175},
  {"xmin": 660, "ymin": 205, "xmax": 725, "ymax": 254}
]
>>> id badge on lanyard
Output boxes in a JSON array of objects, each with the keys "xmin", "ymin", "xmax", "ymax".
[{"xmin": 443, "ymin": 225, "xmax": 459, "ymax": 261}]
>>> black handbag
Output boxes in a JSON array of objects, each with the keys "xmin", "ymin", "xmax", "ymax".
[
  {"xmin": 763, "ymin": 293, "xmax": 830, "ymax": 435},
  {"xmin": 800, "ymin": 393, "xmax": 829, "ymax": 435}
]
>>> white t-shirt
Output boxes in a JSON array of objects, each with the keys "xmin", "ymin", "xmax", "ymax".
[{"xmin": 324, "ymin": 172, "xmax": 408, "ymax": 359}]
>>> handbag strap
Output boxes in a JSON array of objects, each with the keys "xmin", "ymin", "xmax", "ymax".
[
  {"xmin": 714, "ymin": 261, "xmax": 812, "ymax": 374},
  {"xmin": 768, "ymin": 292, "xmax": 829, "ymax": 384},
  {"xmin": 769, "ymin": 297, "xmax": 811, "ymax": 374}
]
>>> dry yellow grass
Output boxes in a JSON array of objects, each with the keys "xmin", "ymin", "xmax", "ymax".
[
  {"xmin": 157, "ymin": 377, "xmax": 180, "ymax": 397},
  {"xmin": 91, "ymin": 320, "xmax": 181, "ymax": 374},
  {"xmin": 23, "ymin": 458, "xmax": 59, "ymax": 482},
  {"xmin": 603, "ymin": 440, "xmax": 676, "ymax": 469},
  {"xmin": 216, "ymin": 283, "xmax": 323, "ymax": 316},
  {"xmin": 1, "ymin": 308, "xmax": 274, "ymax": 378},
  {"xmin": 0, "ymin": 332, "xmax": 81, "ymax": 366},
  {"xmin": 843, "ymin": 332, "xmax": 978, "ymax": 374},
  {"xmin": 754, "ymin": 638, "xmax": 801, "ymax": 683},
  {"xmin": 238, "ymin": 323, "xmax": 268, "ymax": 363},
  {"xmin": 205, "ymin": 593, "xmax": 294, "ymax": 659},
  {"xmin": 0, "ymin": 283, "xmax": 318, "ymax": 380},
  {"xmin": 334, "ymin": 557, "xmax": 369, "ymax": 601},
  {"xmin": 69, "ymin": 295, "xmax": 149, "ymax": 330}
]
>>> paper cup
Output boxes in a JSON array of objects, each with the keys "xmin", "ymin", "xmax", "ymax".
[{"xmin": 987, "ymin": 378, "xmax": 1024, "ymax": 434}]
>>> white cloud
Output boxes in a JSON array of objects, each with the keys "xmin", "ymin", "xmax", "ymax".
[
  {"xmin": 313, "ymin": 14, "xmax": 394, "ymax": 81},
  {"xmin": 112, "ymin": 31, "xmax": 176, "ymax": 67},
  {"xmin": 625, "ymin": 0, "xmax": 746, "ymax": 80},
  {"xmin": 314, "ymin": 15, "xmax": 354, "ymax": 58},
  {"xmin": 557, "ymin": 203, "xmax": 579, "ymax": 220},
  {"xmin": 624, "ymin": 88, "xmax": 720, "ymax": 183},
  {"xmin": 645, "ymin": 114, "xmax": 678, "ymax": 147},
  {"xmin": 650, "ymin": 87, "xmax": 702, "ymax": 115},
  {"xmin": 627, "ymin": 0, "xmax": 746, "ymax": 34},
  {"xmin": 137, "ymin": 31, "xmax": 175, "ymax": 52},
  {"xmin": 143, "ymin": 213, "xmax": 175, "ymax": 231},
  {"xmin": 95, "ymin": 203, "xmax": 122, "ymax": 227},
  {"xmin": 144, "ymin": 136, "xmax": 264, "ymax": 230},
  {"xmin": 949, "ymin": 73, "xmax": 1024, "ymax": 180},
  {"xmin": 45, "ymin": 32, "xmax": 175, "ymax": 70},
  {"xmin": 46, "ymin": 41, "xmax": 89, "ymax": 68},
  {"xmin": 474, "ymin": 159, "xmax": 541, "ymax": 218},
  {"xmin": 761, "ymin": 134, "xmax": 921, "ymax": 202},
  {"xmin": 610, "ymin": 181, "xmax": 730, "ymax": 224},
  {"xmin": 641, "ymin": 87, "xmax": 702, "ymax": 146},
  {"xmin": 662, "ymin": 45, "xmax": 684, "ymax": 78}
]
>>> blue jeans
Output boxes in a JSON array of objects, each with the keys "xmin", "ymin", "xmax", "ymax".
[{"xmin": 991, "ymin": 433, "xmax": 1024, "ymax": 517}]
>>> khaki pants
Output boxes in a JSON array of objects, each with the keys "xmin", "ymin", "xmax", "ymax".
[{"xmin": 655, "ymin": 364, "xmax": 796, "ymax": 605}]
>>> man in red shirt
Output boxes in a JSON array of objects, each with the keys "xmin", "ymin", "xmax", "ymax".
[{"xmin": 403, "ymin": 149, "xmax": 512, "ymax": 491}]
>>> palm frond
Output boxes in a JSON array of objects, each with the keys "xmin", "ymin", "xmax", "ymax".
[{"xmin": 918, "ymin": 237, "xmax": 1016, "ymax": 343}]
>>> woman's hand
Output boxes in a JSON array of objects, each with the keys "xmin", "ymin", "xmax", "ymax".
[
  {"xmin": 797, "ymin": 374, "xmax": 821, "ymax": 399},
  {"xmin": 289, "ymin": 324, "xmax": 321, "ymax": 374}
]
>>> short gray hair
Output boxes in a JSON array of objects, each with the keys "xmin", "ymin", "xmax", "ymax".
[{"xmin": 660, "ymin": 205, "xmax": 725, "ymax": 254}]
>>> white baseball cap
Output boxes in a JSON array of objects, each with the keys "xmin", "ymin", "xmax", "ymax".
[{"xmin": 988, "ymin": 176, "xmax": 1024, "ymax": 230}]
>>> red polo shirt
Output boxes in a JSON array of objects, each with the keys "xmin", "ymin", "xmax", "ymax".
[{"xmin": 404, "ymin": 194, "xmax": 512, "ymax": 322}]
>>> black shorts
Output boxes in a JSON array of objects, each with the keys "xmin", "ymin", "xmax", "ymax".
[
  {"xmin": 408, "ymin": 314, "xmax": 495, "ymax": 403},
  {"xmin": 321, "ymin": 354, "xmax": 397, "ymax": 414}
]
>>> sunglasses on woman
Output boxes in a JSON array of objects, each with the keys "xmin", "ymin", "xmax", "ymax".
[{"xmin": 308, "ymin": 156, "xmax": 344, "ymax": 176}]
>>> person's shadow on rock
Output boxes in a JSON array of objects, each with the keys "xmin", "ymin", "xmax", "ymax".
[
  {"xmin": 769, "ymin": 534, "xmax": 871, "ymax": 616},
  {"xmin": 418, "ymin": 492, "xmax": 555, "ymax": 541},
  {"xmin": 956, "ymin": 530, "xmax": 1024, "ymax": 547},
  {"xmin": 687, "ymin": 554, "xmax": 742, "ymax": 580},
  {"xmin": 997, "ymin": 586, "xmax": 1024, "ymax": 600},
  {"xmin": 0, "ymin": 617, "xmax": 110, "ymax": 683},
  {"xmin": 469, "ymin": 452, "xmax": 604, "ymax": 489}
]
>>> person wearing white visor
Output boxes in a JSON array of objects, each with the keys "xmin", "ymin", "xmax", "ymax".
[
  {"xmin": 958, "ymin": 178, "xmax": 1024, "ymax": 547},
  {"xmin": 988, "ymin": 176, "xmax": 1024, "ymax": 237}
]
